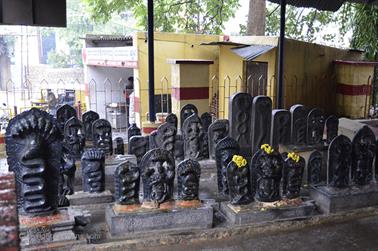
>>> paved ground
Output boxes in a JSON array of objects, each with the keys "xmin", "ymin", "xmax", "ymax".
[{"xmin": 136, "ymin": 215, "xmax": 378, "ymax": 251}]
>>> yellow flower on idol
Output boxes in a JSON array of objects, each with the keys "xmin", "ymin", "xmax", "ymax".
[
  {"xmin": 287, "ymin": 152, "xmax": 300, "ymax": 163},
  {"xmin": 260, "ymin": 144, "xmax": 274, "ymax": 155},
  {"xmin": 232, "ymin": 155, "xmax": 247, "ymax": 168}
]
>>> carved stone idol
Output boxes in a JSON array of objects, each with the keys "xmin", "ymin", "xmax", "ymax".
[
  {"xmin": 352, "ymin": 126, "xmax": 376, "ymax": 186},
  {"xmin": 226, "ymin": 155, "xmax": 253, "ymax": 205},
  {"xmin": 182, "ymin": 114, "xmax": 203, "ymax": 160},
  {"xmin": 307, "ymin": 151, "xmax": 322, "ymax": 185},
  {"xmin": 200, "ymin": 112, "xmax": 212, "ymax": 158},
  {"xmin": 114, "ymin": 137, "xmax": 125, "ymax": 155},
  {"xmin": 165, "ymin": 113, "xmax": 178, "ymax": 129},
  {"xmin": 174, "ymin": 134, "xmax": 185, "ymax": 161},
  {"xmin": 282, "ymin": 153, "xmax": 305, "ymax": 199},
  {"xmin": 290, "ymin": 104, "xmax": 308, "ymax": 145},
  {"xmin": 251, "ymin": 96, "xmax": 272, "ymax": 154},
  {"xmin": 325, "ymin": 115, "xmax": 338, "ymax": 144},
  {"xmin": 251, "ymin": 146, "xmax": 283, "ymax": 202},
  {"xmin": 177, "ymin": 159, "xmax": 201, "ymax": 201},
  {"xmin": 229, "ymin": 92, "xmax": 253, "ymax": 157},
  {"xmin": 208, "ymin": 119, "xmax": 229, "ymax": 160},
  {"xmin": 127, "ymin": 123, "xmax": 141, "ymax": 142},
  {"xmin": 180, "ymin": 104, "xmax": 198, "ymax": 128},
  {"xmin": 82, "ymin": 110, "xmax": 99, "ymax": 141},
  {"xmin": 328, "ymin": 135, "xmax": 352, "ymax": 188},
  {"xmin": 81, "ymin": 149, "xmax": 105, "ymax": 193},
  {"xmin": 157, "ymin": 122, "xmax": 177, "ymax": 156},
  {"xmin": 307, "ymin": 108, "xmax": 325, "ymax": 145},
  {"xmin": 92, "ymin": 119, "xmax": 113, "ymax": 155},
  {"xmin": 149, "ymin": 130, "xmax": 159, "ymax": 149},
  {"xmin": 128, "ymin": 135, "xmax": 149, "ymax": 164},
  {"xmin": 140, "ymin": 148, "xmax": 175, "ymax": 204},
  {"xmin": 271, "ymin": 109, "xmax": 291, "ymax": 148},
  {"xmin": 215, "ymin": 137, "xmax": 240, "ymax": 196},
  {"xmin": 6, "ymin": 108, "xmax": 61, "ymax": 216},
  {"xmin": 114, "ymin": 161, "xmax": 140, "ymax": 205},
  {"xmin": 56, "ymin": 104, "xmax": 77, "ymax": 133},
  {"xmin": 63, "ymin": 117, "xmax": 85, "ymax": 158}
]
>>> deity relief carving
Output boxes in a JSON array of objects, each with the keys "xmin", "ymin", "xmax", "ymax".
[
  {"xmin": 114, "ymin": 161, "xmax": 140, "ymax": 205},
  {"xmin": 208, "ymin": 119, "xmax": 229, "ymax": 160},
  {"xmin": 177, "ymin": 159, "xmax": 201, "ymax": 201},
  {"xmin": 183, "ymin": 114, "xmax": 203, "ymax": 160},
  {"xmin": 307, "ymin": 151, "xmax": 322, "ymax": 185},
  {"xmin": 56, "ymin": 104, "xmax": 77, "ymax": 133},
  {"xmin": 180, "ymin": 104, "xmax": 198, "ymax": 128},
  {"xmin": 282, "ymin": 152, "xmax": 305, "ymax": 199},
  {"xmin": 92, "ymin": 119, "xmax": 113, "ymax": 155},
  {"xmin": 82, "ymin": 110, "xmax": 99, "ymax": 141},
  {"xmin": 307, "ymin": 108, "xmax": 325, "ymax": 145},
  {"xmin": 328, "ymin": 135, "xmax": 352, "ymax": 188}
]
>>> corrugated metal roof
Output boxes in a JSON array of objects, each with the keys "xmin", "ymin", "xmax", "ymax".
[
  {"xmin": 200, "ymin": 41, "xmax": 247, "ymax": 46},
  {"xmin": 268, "ymin": 0, "xmax": 378, "ymax": 11},
  {"xmin": 231, "ymin": 45, "xmax": 276, "ymax": 61}
]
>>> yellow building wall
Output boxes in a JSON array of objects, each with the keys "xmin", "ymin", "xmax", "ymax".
[{"xmin": 134, "ymin": 32, "xmax": 220, "ymax": 126}]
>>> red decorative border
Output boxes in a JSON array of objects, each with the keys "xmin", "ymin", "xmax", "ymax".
[
  {"xmin": 172, "ymin": 87, "xmax": 209, "ymax": 100},
  {"xmin": 143, "ymin": 127, "xmax": 156, "ymax": 134},
  {"xmin": 337, "ymin": 83, "xmax": 371, "ymax": 96},
  {"xmin": 0, "ymin": 135, "xmax": 4, "ymax": 144}
]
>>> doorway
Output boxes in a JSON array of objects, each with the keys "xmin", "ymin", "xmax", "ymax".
[{"xmin": 246, "ymin": 61, "xmax": 268, "ymax": 96}]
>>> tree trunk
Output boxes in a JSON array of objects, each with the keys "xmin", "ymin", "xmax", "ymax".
[{"xmin": 247, "ymin": 0, "xmax": 266, "ymax": 36}]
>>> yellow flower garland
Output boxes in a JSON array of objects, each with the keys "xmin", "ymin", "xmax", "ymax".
[
  {"xmin": 232, "ymin": 155, "xmax": 247, "ymax": 168},
  {"xmin": 287, "ymin": 152, "xmax": 300, "ymax": 163},
  {"xmin": 260, "ymin": 144, "xmax": 274, "ymax": 155}
]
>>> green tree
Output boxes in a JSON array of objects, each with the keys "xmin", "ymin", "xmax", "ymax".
[{"xmin": 82, "ymin": 0, "xmax": 240, "ymax": 34}]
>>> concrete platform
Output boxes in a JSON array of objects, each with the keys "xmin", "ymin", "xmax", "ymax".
[
  {"xmin": 310, "ymin": 184, "xmax": 378, "ymax": 214},
  {"xmin": 220, "ymin": 199, "xmax": 317, "ymax": 225},
  {"xmin": 68, "ymin": 190, "xmax": 113, "ymax": 206}
]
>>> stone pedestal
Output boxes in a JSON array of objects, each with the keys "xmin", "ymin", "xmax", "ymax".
[
  {"xmin": 19, "ymin": 208, "xmax": 90, "ymax": 246},
  {"xmin": 106, "ymin": 200, "xmax": 213, "ymax": 236},
  {"xmin": 310, "ymin": 184, "xmax": 378, "ymax": 214},
  {"xmin": 220, "ymin": 199, "xmax": 317, "ymax": 225},
  {"xmin": 198, "ymin": 159, "xmax": 216, "ymax": 170}
]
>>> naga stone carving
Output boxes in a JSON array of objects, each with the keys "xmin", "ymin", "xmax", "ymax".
[
  {"xmin": 270, "ymin": 109, "xmax": 291, "ymax": 148},
  {"xmin": 92, "ymin": 119, "xmax": 113, "ymax": 155},
  {"xmin": 229, "ymin": 92, "xmax": 253, "ymax": 157},
  {"xmin": 56, "ymin": 104, "xmax": 77, "ymax": 133},
  {"xmin": 226, "ymin": 155, "xmax": 253, "ymax": 205},
  {"xmin": 307, "ymin": 108, "xmax": 325, "ymax": 145},
  {"xmin": 82, "ymin": 111, "xmax": 99, "ymax": 141},
  {"xmin": 157, "ymin": 122, "xmax": 177, "ymax": 156},
  {"xmin": 63, "ymin": 117, "xmax": 85, "ymax": 159},
  {"xmin": 328, "ymin": 135, "xmax": 352, "ymax": 188},
  {"xmin": 127, "ymin": 123, "xmax": 141, "ymax": 142},
  {"xmin": 114, "ymin": 161, "xmax": 140, "ymax": 205},
  {"xmin": 81, "ymin": 149, "xmax": 105, "ymax": 193},
  {"xmin": 251, "ymin": 146, "xmax": 283, "ymax": 202},
  {"xmin": 175, "ymin": 134, "xmax": 185, "ymax": 160},
  {"xmin": 215, "ymin": 137, "xmax": 240, "ymax": 196},
  {"xmin": 165, "ymin": 113, "xmax": 178, "ymax": 129},
  {"xmin": 128, "ymin": 135, "xmax": 149, "ymax": 164},
  {"xmin": 352, "ymin": 126, "xmax": 376, "ymax": 186},
  {"xmin": 114, "ymin": 137, "xmax": 125, "ymax": 155},
  {"xmin": 200, "ymin": 112, "xmax": 212, "ymax": 158},
  {"xmin": 208, "ymin": 119, "xmax": 229, "ymax": 160},
  {"xmin": 282, "ymin": 153, "xmax": 305, "ymax": 199},
  {"xmin": 6, "ymin": 108, "xmax": 61, "ymax": 216},
  {"xmin": 140, "ymin": 148, "xmax": 175, "ymax": 204},
  {"xmin": 149, "ymin": 130, "xmax": 159, "ymax": 149},
  {"xmin": 182, "ymin": 114, "xmax": 203, "ymax": 160},
  {"xmin": 325, "ymin": 115, "xmax": 339, "ymax": 144},
  {"xmin": 251, "ymin": 96, "xmax": 272, "ymax": 154},
  {"xmin": 177, "ymin": 159, "xmax": 201, "ymax": 201},
  {"xmin": 307, "ymin": 151, "xmax": 322, "ymax": 185},
  {"xmin": 290, "ymin": 104, "xmax": 308, "ymax": 145},
  {"xmin": 180, "ymin": 104, "xmax": 198, "ymax": 129}
]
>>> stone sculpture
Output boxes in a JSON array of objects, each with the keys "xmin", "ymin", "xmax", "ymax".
[
  {"xmin": 352, "ymin": 126, "xmax": 376, "ymax": 186},
  {"xmin": 270, "ymin": 109, "xmax": 291, "ymax": 148},
  {"xmin": 140, "ymin": 148, "xmax": 175, "ymax": 205},
  {"xmin": 6, "ymin": 108, "xmax": 61, "ymax": 216},
  {"xmin": 81, "ymin": 149, "xmax": 105, "ymax": 193},
  {"xmin": 114, "ymin": 161, "xmax": 140, "ymax": 205},
  {"xmin": 56, "ymin": 104, "xmax": 77, "ymax": 133},
  {"xmin": 92, "ymin": 119, "xmax": 113, "ymax": 155},
  {"xmin": 215, "ymin": 137, "xmax": 240, "ymax": 196},
  {"xmin": 128, "ymin": 135, "xmax": 149, "ymax": 164},
  {"xmin": 157, "ymin": 122, "xmax": 177, "ymax": 156},
  {"xmin": 127, "ymin": 123, "xmax": 141, "ymax": 142},
  {"xmin": 307, "ymin": 108, "xmax": 325, "ymax": 145},
  {"xmin": 251, "ymin": 96, "xmax": 272, "ymax": 154},
  {"xmin": 180, "ymin": 104, "xmax": 198, "ymax": 128},
  {"xmin": 63, "ymin": 117, "xmax": 85, "ymax": 159},
  {"xmin": 114, "ymin": 137, "xmax": 125, "ymax": 155},
  {"xmin": 290, "ymin": 104, "xmax": 307, "ymax": 145},
  {"xmin": 328, "ymin": 135, "xmax": 352, "ymax": 188},
  {"xmin": 282, "ymin": 152, "xmax": 305, "ymax": 199},
  {"xmin": 208, "ymin": 119, "xmax": 229, "ymax": 160},
  {"xmin": 229, "ymin": 92, "xmax": 253, "ymax": 157},
  {"xmin": 182, "ymin": 114, "xmax": 203, "ymax": 159},
  {"xmin": 251, "ymin": 144, "xmax": 283, "ymax": 202},
  {"xmin": 200, "ymin": 112, "xmax": 212, "ymax": 158},
  {"xmin": 149, "ymin": 130, "xmax": 159, "ymax": 149},
  {"xmin": 325, "ymin": 115, "xmax": 338, "ymax": 144},
  {"xmin": 307, "ymin": 151, "xmax": 322, "ymax": 185},
  {"xmin": 177, "ymin": 159, "xmax": 201, "ymax": 201},
  {"xmin": 226, "ymin": 155, "xmax": 253, "ymax": 205},
  {"xmin": 82, "ymin": 110, "xmax": 99, "ymax": 141},
  {"xmin": 165, "ymin": 113, "xmax": 178, "ymax": 129},
  {"xmin": 174, "ymin": 134, "xmax": 185, "ymax": 160}
]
